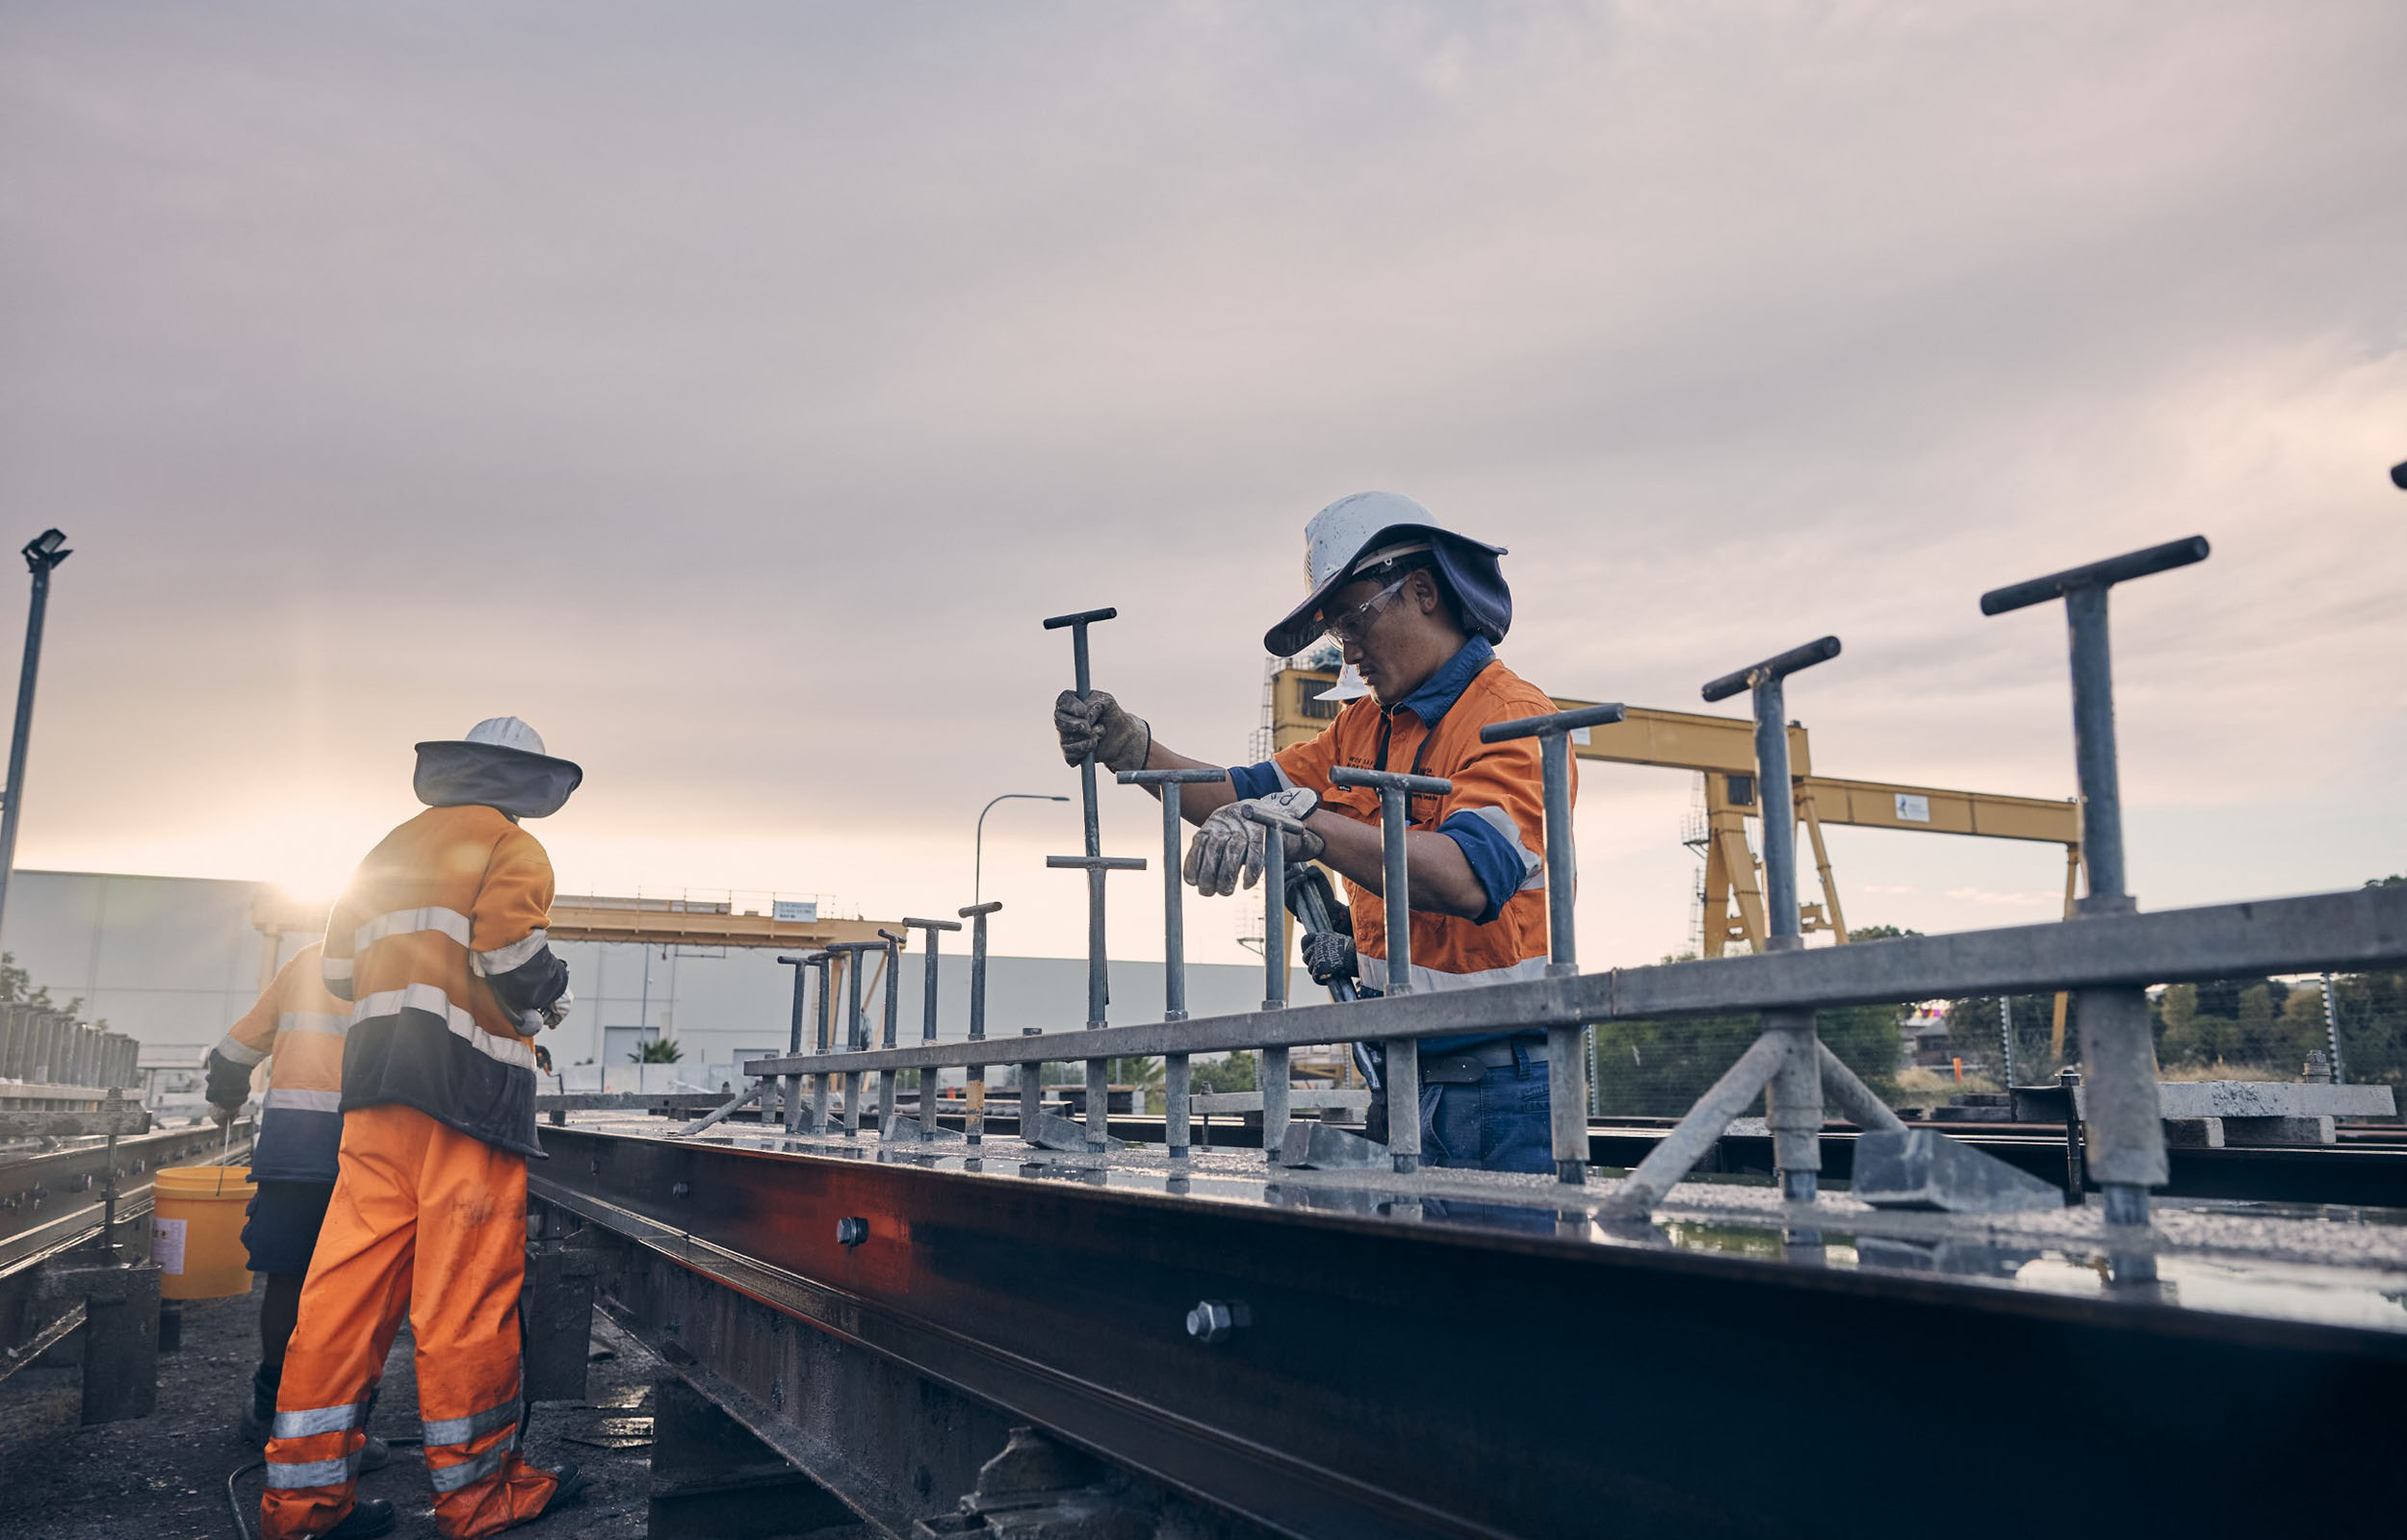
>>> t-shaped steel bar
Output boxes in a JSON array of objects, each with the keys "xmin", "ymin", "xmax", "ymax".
[
  {"xmin": 775, "ymin": 951, "xmax": 825, "ymax": 1135},
  {"xmin": 1608, "ymin": 643, "xmax": 1884, "ymax": 1219},
  {"xmin": 822, "ymin": 941, "xmax": 886, "ymax": 1138},
  {"xmin": 1705, "ymin": 635, "xmax": 1840, "ymax": 1201},
  {"xmin": 805, "ymin": 952, "xmax": 836, "ymax": 1134},
  {"xmin": 1047, "ymin": 852, "xmax": 1148, "ymax": 1149},
  {"xmin": 1329, "ymin": 765, "xmax": 1455, "ymax": 1173},
  {"xmin": 902, "ymin": 917, "xmax": 962, "ymax": 1140},
  {"xmin": 958, "ymin": 901, "xmax": 1001, "ymax": 1145},
  {"xmin": 1481, "ymin": 701, "xmax": 1626, "ymax": 1185},
  {"xmin": 875, "ymin": 928, "xmax": 909, "ymax": 1138},
  {"xmin": 1120, "ymin": 767, "xmax": 1228, "ymax": 1161},
  {"xmin": 1241, "ymin": 802, "xmax": 1311, "ymax": 1164},
  {"xmin": 1981, "ymin": 534, "xmax": 2208, "ymax": 1231}
]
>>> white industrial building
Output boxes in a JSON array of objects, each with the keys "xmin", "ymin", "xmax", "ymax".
[{"xmin": 1, "ymin": 869, "xmax": 1309, "ymax": 1091}]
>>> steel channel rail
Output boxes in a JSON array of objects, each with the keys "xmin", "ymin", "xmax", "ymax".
[
  {"xmin": 531, "ymin": 1123, "xmax": 2407, "ymax": 1537},
  {"xmin": 748, "ymin": 885, "xmax": 2407, "ymax": 1081}
]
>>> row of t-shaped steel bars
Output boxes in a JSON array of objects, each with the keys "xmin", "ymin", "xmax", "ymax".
[{"xmin": 746, "ymin": 534, "xmax": 2211, "ymax": 1226}]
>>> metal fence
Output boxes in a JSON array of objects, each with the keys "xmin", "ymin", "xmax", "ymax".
[{"xmin": 0, "ymin": 1002, "xmax": 140, "ymax": 1090}]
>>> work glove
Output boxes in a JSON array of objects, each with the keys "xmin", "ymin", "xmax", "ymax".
[
  {"xmin": 1301, "ymin": 929, "xmax": 1358, "ymax": 988},
  {"xmin": 526, "ymin": 986, "xmax": 574, "ymax": 1034},
  {"xmin": 208, "ymin": 1101, "xmax": 240, "ymax": 1128},
  {"xmin": 1183, "ymin": 787, "xmax": 1325, "ymax": 898},
  {"xmin": 1053, "ymin": 689, "xmax": 1152, "ymax": 774}
]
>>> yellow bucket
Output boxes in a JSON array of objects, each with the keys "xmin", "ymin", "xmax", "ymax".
[{"xmin": 152, "ymin": 1166, "xmax": 257, "ymax": 1299}]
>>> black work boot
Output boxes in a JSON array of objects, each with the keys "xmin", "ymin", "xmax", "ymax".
[
  {"xmin": 322, "ymin": 1498, "xmax": 396, "ymax": 1538},
  {"xmin": 357, "ymin": 1383, "xmax": 392, "ymax": 1473},
  {"xmin": 241, "ymin": 1361, "xmax": 279, "ymax": 1446}
]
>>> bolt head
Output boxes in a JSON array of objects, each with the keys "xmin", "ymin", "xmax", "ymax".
[
  {"xmin": 836, "ymin": 1216, "xmax": 869, "ymax": 1246},
  {"xmin": 1184, "ymin": 1299, "xmax": 1249, "ymax": 1345}
]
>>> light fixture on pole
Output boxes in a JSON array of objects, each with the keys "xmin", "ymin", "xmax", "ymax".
[
  {"xmin": 0, "ymin": 529, "xmax": 70, "ymax": 947},
  {"xmin": 974, "ymin": 792, "xmax": 1070, "ymax": 905}
]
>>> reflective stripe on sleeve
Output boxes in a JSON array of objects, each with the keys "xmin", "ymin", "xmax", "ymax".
[
  {"xmin": 272, "ymin": 1402, "xmax": 360, "ymax": 1439},
  {"xmin": 352, "ymin": 985, "xmax": 536, "ymax": 1069},
  {"xmin": 213, "ymin": 1033, "xmax": 268, "ymax": 1067},
  {"xmin": 262, "ymin": 1087, "xmax": 344, "ymax": 1113},
  {"xmin": 422, "ymin": 1397, "xmax": 521, "ymax": 1449},
  {"xmin": 426, "ymin": 1445, "xmax": 508, "ymax": 1493},
  {"xmin": 353, "ymin": 906, "xmax": 474, "ymax": 954},
  {"xmin": 471, "ymin": 929, "xmax": 550, "ymax": 976},
  {"xmin": 1462, "ymin": 805, "xmax": 1546, "ymax": 893},
  {"xmin": 1354, "ymin": 953, "xmax": 1551, "ymax": 994}
]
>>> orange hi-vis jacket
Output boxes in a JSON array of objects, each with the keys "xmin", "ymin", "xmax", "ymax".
[
  {"xmin": 204, "ymin": 942, "xmax": 349, "ymax": 1184},
  {"xmin": 321, "ymin": 804, "xmax": 567, "ymax": 1157},
  {"xmin": 1246, "ymin": 640, "xmax": 1566, "ymax": 1024}
]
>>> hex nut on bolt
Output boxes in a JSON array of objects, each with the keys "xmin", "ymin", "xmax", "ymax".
[
  {"xmin": 837, "ymin": 1216, "xmax": 869, "ymax": 1247},
  {"xmin": 1184, "ymin": 1299, "xmax": 1251, "ymax": 1345}
]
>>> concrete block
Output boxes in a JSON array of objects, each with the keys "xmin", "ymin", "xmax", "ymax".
[
  {"xmin": 1023, "ymin": 1112, "xmax": 1122, "ymax": 1153},
  {"xmin": 2164, "ymin": 1117, "xmax": 2226, "ymax": 1148},
  {"xmin": 2222, "ymin": 1115, "xmax": 2336, "ymax": 1147},
  {"xmin": 1277, "ymin": 1122, "xmax": 1390, "ymax": 1170},
  {"xmin": 882, "ymin": 1117, "xmax": 965, "ymax": 1145},
  {"xmin": 1851, "ymin": 1129, "xmax": 2062, "ymax": 1214},
  {"xmin": 2102, "ymin": 1081, "xmax": 2394, "ymax": 1120}
]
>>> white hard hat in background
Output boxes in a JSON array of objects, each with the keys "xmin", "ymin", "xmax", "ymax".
[
  {"xmin": 462, "ymin": 717, "xmax": 549, "ymax": 757},
  {"xmin": 1314, "ymin": 663, "xmax": 1373, "ymax": 703}
]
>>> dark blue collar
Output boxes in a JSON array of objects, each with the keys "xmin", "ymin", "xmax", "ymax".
[{"xmin": 1389, "ymin": 636, "xmax": 1493, "ymax": 727}]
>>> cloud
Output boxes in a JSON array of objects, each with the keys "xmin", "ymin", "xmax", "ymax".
[{"xmin": 1, "ymin": 2, "xmax": 2402, "ymax": 967}]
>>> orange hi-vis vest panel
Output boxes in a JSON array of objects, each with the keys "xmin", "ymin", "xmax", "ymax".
[
  {"xmin": 321, "ymin": 804, "xmax": 559, "ymax": 1157},
  {"xmin": 1269, "ymin": 650, "xmax": 1566, "ymax": 994},
  {"xmin": 205, "ymin": 941, "xmax": 349, "ymax": 1183}
]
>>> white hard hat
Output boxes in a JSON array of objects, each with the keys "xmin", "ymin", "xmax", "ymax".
[
  {"xmin": 1263, "ymin": 491, "xmax": 1510, "ymax": 657},
  {"xmin": 1313, "ymin": 663, "xmax": 1373, "ymax": 703},
  {"xmin": 463, "ymin": 717, "xmax": 548, "ymax": 756},
  {"xmin": 1303, "ymin": 492, "xmax": 1438, "ymax": 592}
]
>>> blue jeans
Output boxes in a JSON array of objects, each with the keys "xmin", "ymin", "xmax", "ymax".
[{"xmin": 1419, "ymin": 1055, "xmax": 1552, "ymax": 1173}]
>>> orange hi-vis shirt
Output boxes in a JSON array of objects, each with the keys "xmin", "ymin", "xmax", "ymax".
[
  {"xmin": 204, "ymin": 941, "xmax": 349, "ymax": 1184},
  {"xmin": 321, "ymin": 803, "xmax": 566, "ymax": 1157},
  {"xmin": 1251, "ymin": 639, "xmax": 1567, "ymax": 1019}
]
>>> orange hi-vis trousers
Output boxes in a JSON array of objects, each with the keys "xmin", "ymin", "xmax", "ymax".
[{"xmin": 262, "ymin": 1104, "xmax": 559, "ymax": 1539}]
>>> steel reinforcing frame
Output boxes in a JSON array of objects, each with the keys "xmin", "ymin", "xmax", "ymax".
[{"xmin": 746, "ymin": 883, "xmax": 2407, "ymax": 1192}]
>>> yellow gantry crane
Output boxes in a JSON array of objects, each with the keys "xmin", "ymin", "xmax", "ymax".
[{"xmin": 1272, "ymin": 668, "xmax": 2083, "ymax": 1047}]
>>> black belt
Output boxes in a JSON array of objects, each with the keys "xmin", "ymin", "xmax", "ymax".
[{"xmin": 1417, "ymin": 1036, "xmax": 1545, "ymax": 1085}]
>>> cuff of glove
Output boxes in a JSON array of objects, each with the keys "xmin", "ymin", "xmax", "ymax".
[{"xmin": 1102, "ymin": 716, "xmax": 1152, "ymax": 774}]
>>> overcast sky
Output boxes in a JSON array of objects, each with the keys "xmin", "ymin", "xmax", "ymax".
[{"xmin": 2, "ymin": 2, "xmax": 2401, "ymax": 972}]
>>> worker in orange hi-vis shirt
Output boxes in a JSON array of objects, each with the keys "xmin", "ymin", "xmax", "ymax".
[
  {"xmin": 203, "ymin": 941, "xmax": 392, "ymax": 1470},
  {"xmin": 1055, "ymin": 493, "xmax": 1568, "ymax": 1173},
  {"xmin": 261, "ymin": 718, "xmax": 586, "ymax": 1540}
]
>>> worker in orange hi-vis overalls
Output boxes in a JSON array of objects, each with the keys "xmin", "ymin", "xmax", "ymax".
[{"xmin": 262, "ymin": 718, "xmax": 586, "ymax": 1540}]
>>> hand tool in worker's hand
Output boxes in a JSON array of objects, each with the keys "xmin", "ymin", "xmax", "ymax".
[{"xmin": 1043, "ymin": 606, "xmax": 1136, "ymax": 1152}]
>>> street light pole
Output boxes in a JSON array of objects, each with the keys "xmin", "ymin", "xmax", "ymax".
[
  {"xmin": 0, "ymin": 530, "xmax": 70, "ymax": 948},
  {"xmin": 974, "ymin": 792, "xmax": 1070, "ymax": 905}
]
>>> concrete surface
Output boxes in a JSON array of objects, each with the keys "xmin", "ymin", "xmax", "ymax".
[{"xmin": 0, "ymin": 1275, "xmax": 659, "ymax": 1540}]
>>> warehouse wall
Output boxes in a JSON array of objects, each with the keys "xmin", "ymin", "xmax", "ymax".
[{"xmin": 0, "ymin": 870, "xmax": 1308, "ymax": 1078}]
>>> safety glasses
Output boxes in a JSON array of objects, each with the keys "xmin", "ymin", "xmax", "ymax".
[{"xmin": 1320, "ymin": 577, "xmax": 1409, "ymax": 648}]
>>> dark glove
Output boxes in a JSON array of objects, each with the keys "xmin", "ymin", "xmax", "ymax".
[
  {"xmin": 1301, "ymin": 929, "xmax": 1357, "ymax": 988},
  {"xmin": 1052, "ymin": 689, "xmax": 1152, "ymax": 773},
  {"xmin": 202, "ymin": 1047, "xmax": 254, "ymax": 1111},
  {"xmin": 1362, "ymin": 1043, "xmax": 1388, "ymax": 1144}
]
